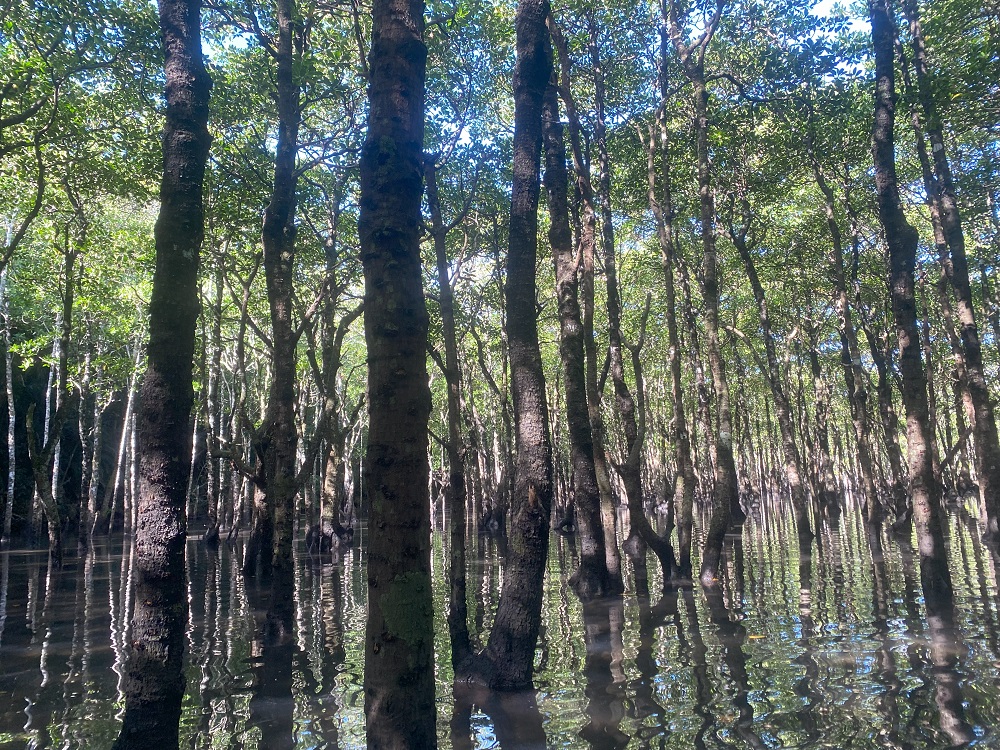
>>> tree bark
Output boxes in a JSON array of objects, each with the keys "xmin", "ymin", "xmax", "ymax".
[
  {"xmin": 549, "ymin": 19, "xmax": 619, "ymax": 593},
  {"xmin": 470, "ymin": 0, "xmax": 554, "ymax": 690},
  {"xmin": 251, "ymin": 0, "xmax": 303, "ymax": 578},
  {"xmin": 728, "ymin": 202, "xmax": 812, "ymax": 545},
  {"xmin": 807, "ymin": 150, "xmax": 879, "ymax": 522},
  {"xmin": 112, "ymin": 0, "xmax": 210, "ymax": 744},
  {"xmin": 901, "ymin": 0, "xmax": 1000, "ymax": 542},
  {"xmin": 425, "ymin": 157, "xmax": 473, "ymax": 663},
  {"xmin": 360, "ymin": 0, "xmax": 436, "ymax": 743},
  {"xmin": 646, "ymin": 27, "xmax": 696, "ymax": 577},
  {"xmin": 869, "ymin": 0, "xmax": 952, "ymax": 599},
  {"xmin": 542, "ymin": 83, "xmax": 617, "ymax": 599},
  {"xmin": 665, "ymin": 0, "xmax": 739, "ymax": 584},
  {"xmin": 584, "ymin": 12, "xmax": 625, "ymax": 592}
]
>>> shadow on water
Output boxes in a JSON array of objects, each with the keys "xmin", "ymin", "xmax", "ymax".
[{"xmin": 0, "ymin": 503, "xmax": 999, "ymax": 748}]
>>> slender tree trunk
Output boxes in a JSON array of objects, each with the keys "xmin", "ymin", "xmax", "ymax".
[
  {"xmin": 869, "ymin": 0, "xmax": 952, "ymax": 599},
  {"xmin": 805, "ymin": 321, "xmax": 839, "ymax": 518},
  {"xmin": 808, "ymin": 151, "xmax": 878, "ymax": 523},
  {"xmin": 360, "ymin": 0, "xmax": 436, "ymax": 743},
  {"xmin": 112, "ymin": 0, "xmax": 210, "ymax": 744},
  {"xmin": 729, "ymin": 210, "xmax": 812, "ymax": 545},
  {"xmin": 425, "ymin": 158, "xmax": 474, "ymax": 662},
  {"xmin": 864, "ymin": 327, "xmax": 908, "ymax": 520},
  {"xmin": 253, "ymin": 0, "xmax": 303, "ymax": 578},
  {"xmin": 471, "ymin": 0, "xmax": 554, "ymax": 691},
  {"xmin": 543, "ymin": 83, "xmax": 617, "ymax": 599},
  {"xmin": 2, "ymin": 268, "xmax": 15, "ymax": 542},
  {"xmin": 584, "ymin": 12, "xmax": 625, "ymax": 591},
  {"xmin": 204, "ymin": 261, "xmax": 223, "ymax": 543},
  {"xmin": 692, "ymin": 75, "xmax": 737, "ymax": 582},
  {"xmin": 901, "ymin": 0, "xmax": 1000, "ymax": 541},
  {"xmin": 645, "ymin": 59, "xmax": 693, "ymax": 577},
  {"xmin": 549, "ymin": 20, "xmax": 618, "ymax": 591}
]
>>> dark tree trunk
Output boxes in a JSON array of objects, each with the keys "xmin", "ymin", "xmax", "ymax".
[
  {"xmin": 805, "ymin": 321, "xmax": 840, "ymax": 518},
  {"xmin": 112, "ymin": 0, "xmax": 210, "ymax": 745},
  {"xmin": 549, "ymin": 19, "xmax": 619, "ymax": 593},
  {"xmin": 470, "ymin": 0, "xmax": 554, "ymax": 690},
  {"xmin": 869, "ymin": 0, "xmax": 952, "ymax": 599},
  {"xmin": 252, "ymin": 0, "xmax": 303, "ymax": 578},
  {"xmin": 359, "ymin": 0, "xmax": 436, "ymax": 743},
  {"xmin": 665, "ymin": 3, "xmax": 739, "ymax": 581},
  {"xmin": 542, "ymin": 80, "xmax": 615, "ymax": 600},
  {"xmin": 863, "ymin": 326, "xmax": 908, "ymax": 519},
  {"xmin": 584, "ymin": 13, "xmax": 626, "ymax": 590},
  {"xmin": 901, "ymin": 0, "xmax": 1000, "ymax": 542}
]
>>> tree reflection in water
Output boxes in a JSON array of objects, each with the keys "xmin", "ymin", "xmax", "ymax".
[{"xmin": 0, "ymin": 507, "xmax": 997, "ymax": 748}]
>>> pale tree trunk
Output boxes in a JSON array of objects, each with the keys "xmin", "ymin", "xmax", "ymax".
[{"xmin": 2, "ymin": 268, "xmax": 15, "ymax": 542}]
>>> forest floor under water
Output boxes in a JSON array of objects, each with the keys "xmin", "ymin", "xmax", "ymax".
[{"xmin": 1, "ymin": 500, "xmax": 999, "ymax": 749}]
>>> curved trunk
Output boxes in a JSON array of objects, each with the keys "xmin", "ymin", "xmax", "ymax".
[
  {"xmin": 542, "ymin": 84, "xmax": 615, "ymax": 600},
  {"xmin": 731, "ymin": 222, "xmax": 812, "ymax": 544}
]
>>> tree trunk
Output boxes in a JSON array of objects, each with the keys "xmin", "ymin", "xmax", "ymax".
[
  {"xmin": 901, "ymin": 0, "xmax": 1000, "ymax": 542},
  {"xmin": 644, "ymin": 39, "xmax": 697, "ymax": 576},
  {"xmin": 729, "ymin": 205, "xmax": 812, "ymax": 546},
  {"xmin": 805, "ymin": 321, "xmax": 840, "ymax": 519},
  {"xmin": 252, "ymin": 0, "xmax": 302, "ymax": 578},
  {"xmin": 808, "ymin": 150, "xmax": 878, "ymax": 523},
  {"xmin": 2, "ymin": 268, "xmax": 15, "ymax": 542},
  {"xmin": 869, "ymin": 0, "xmax": 952, "ymax": 599},
  {"xmin": 584, "ymin": 12, "xmax": 625, "ymax": 592},
  {"xmin": 359, "ymin": 0, "xmax": 436, "ymax": 743},
  {"xmin": 471, "ymin": 0, "xmax": 554, "ymax": 691},
  {"xmin": 425, "ymin": 157, "xmax": 474, "ymax": 662},
  {"xmin": 544, "ymin": 40, "xmax": 616, "ymax": 600},
  {"xmin": 112, "ymin": 0, "xmax": 210, "ymax": 744},
  {"xmin": 692, "ymin": 74, "xmax": 738, "ymax": 583},
  {"xmin": 204, "ymin": 261, "xmax": 223, "ymax": 544},
  {"xmin": 549, "ymin": 19, "xmax": 619, "ymax": 594},
  {"xmin": 863, "ymin": 327, "xmax": 908, "ymax": 520}
]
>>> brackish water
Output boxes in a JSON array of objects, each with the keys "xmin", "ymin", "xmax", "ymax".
[{"xmin": 1, "ymin": 503, "xmax": 999, "ymax": 749}]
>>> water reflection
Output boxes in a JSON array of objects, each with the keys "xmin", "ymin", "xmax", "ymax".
[{"xmin": 0, "ymin": 506, "xmax": 998, "ymax": 748}]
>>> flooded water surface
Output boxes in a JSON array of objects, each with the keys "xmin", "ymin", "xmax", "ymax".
[{"xmin": 1, "ymin": 507, "xmax": 999, "ymax": 749}]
